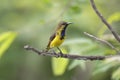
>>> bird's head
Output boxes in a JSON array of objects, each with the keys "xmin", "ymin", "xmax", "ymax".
[{"xmin": 57, "ymin": 21, "xmax": 72, "ymax": 30}]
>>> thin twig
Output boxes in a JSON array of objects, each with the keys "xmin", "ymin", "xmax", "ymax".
[
  {"xmin": 90, "ymin": 0, "xmax": 120, "ymax": 43},
  {"xmin": 24, "ymin": 45, "xmax": 115, "ymax": 61},
  {"xmin": 84, "ymin": 32, "xmax": 120, "ymax": 53}
]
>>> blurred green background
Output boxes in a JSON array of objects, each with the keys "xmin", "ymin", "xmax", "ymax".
[{"xmin": 0, "ymin": 0, "xmax": 120, "ymax": 80}]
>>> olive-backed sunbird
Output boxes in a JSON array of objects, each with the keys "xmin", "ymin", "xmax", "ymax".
[{"xmin": 46, "ymin": 21, "xmax": 72, "ymax": 53}]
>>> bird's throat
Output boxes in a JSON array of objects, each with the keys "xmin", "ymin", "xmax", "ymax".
[{"xmin": 60, "ymin": 26, "xmax": 67, "ymax": 40}]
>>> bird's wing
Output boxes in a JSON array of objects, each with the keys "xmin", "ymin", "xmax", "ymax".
[{"xmin": 47, "ymin": 33, "xmax": 56, "ymax": 48}]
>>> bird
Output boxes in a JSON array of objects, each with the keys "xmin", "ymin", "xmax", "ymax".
[{"xmin": 46, "ymin": 21, "xmax": 72, "ymax": 54}]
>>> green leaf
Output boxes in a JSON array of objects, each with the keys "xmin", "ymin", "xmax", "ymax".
[
  {"xmin": 0, "ymin": 32, "xmax": 17, "ymax": 58},
  {"xmin": 70, "ymin": 5, "xmax": 81, "ymax": 14},
  {"xmin": 112, "ymin": 67, "xmax": 120, "ymax": 80},
  {"xmin": 63, "ymin": 38, "xmax": 106, "ymax": 55},
  {"xmin": 62, "ymin": 38, "xmax": 112, "ymax": 70},
  {"xmin": 51, "ymin": 48, "xmax": 69, "ymax": 76},
  {"xmin": 63, "ymin": 38, "xmax": 94, "ymax": 53},
  {"xmin": 68, "ymin": 60, "xmax": 86, "ymax": 70},
  {"xmin": 98, "ymin": 12, "xmax": 120, "ymax": 36},
  {"xmin": 93, "ymin": 57, "xmax": 120, "ymax": 76}
]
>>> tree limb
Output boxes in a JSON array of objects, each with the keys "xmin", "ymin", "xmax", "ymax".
[
  {"xmin": 90, "ymin": 0, "xmax": 120, "ymax": 43},
  {"xmin": 24, "ymin": 45, "xmax": 115, "ymax": 61},
  {"xmin": 84, "ymin": 32, "xmax": 120, "ymax": 53},
  {"xmin": 24, "ymin": 0, "xmax": 120, "ymax": 61}
]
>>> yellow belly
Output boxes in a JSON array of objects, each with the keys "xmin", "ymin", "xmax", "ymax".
[{"xmin": 50, "ymin": 36, "xmax": 64, "ymax": 48}]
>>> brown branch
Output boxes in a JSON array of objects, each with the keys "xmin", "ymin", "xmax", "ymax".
[
  {"xmin": 24, "ymin": 0, "xmax": 120, "ymax": 61},
  {"xmin": 84, "ymin": 32, "xmax": 120, "ymax": 53},
  {"xmin": 24, "ymin": 45, "xmax": 115, "ymax": 61},
  {"xmin": 90, "ymin": 0, "xmax": 120, "ymax": 43}
]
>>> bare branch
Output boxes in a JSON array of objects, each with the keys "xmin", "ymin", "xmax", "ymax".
[
  {"xmin": 84, "ymin": 32, "xmax": 120, "ymax": 53},
  {"xmin": 90, "ymin": 0, "xmax": 120, "ymax": 43},
  {"xmin": 23, "ymin": 0, "xmax": 120, "ymax": 61},
  {"xmin": 24, "ymin": 45, "xmax": 116, "ymax": 61}
]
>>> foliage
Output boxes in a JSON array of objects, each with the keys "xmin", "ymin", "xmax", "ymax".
[
  {"xmin": 0, "ymin": 32, "xmax": 17, "ymax": 58},
  {"xmin": 52, "ymin": 48, "xmax": 69, "ymax": 76},
  {"xmin": 98, "ymin": 12, "xmax": 120, "ymax": 37},
  {"xmin": 0, "ymin": 0, "xmax": 120, "ymax": 80}
]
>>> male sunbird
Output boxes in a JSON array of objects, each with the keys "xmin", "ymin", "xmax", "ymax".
[{"xmin": 46, "ymin": 21, "xmax": 72, "ymax": 54}]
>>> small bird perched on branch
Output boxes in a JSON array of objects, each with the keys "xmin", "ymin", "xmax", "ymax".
[{"xmin": 46, "ymin": 21, "xmax": 72, "ymax": 54}]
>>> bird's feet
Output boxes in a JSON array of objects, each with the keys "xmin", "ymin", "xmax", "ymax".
[
  {"xmin": 56, "ymin": 47, "xmax": 64, "ymax": 57},
  {"xmin": 52, "ymin": 50, "xmax": 63, "ymax": 57},
  {"xmin": 59, "ymin": 52, "xmax": 64, "ymax": 57}
]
